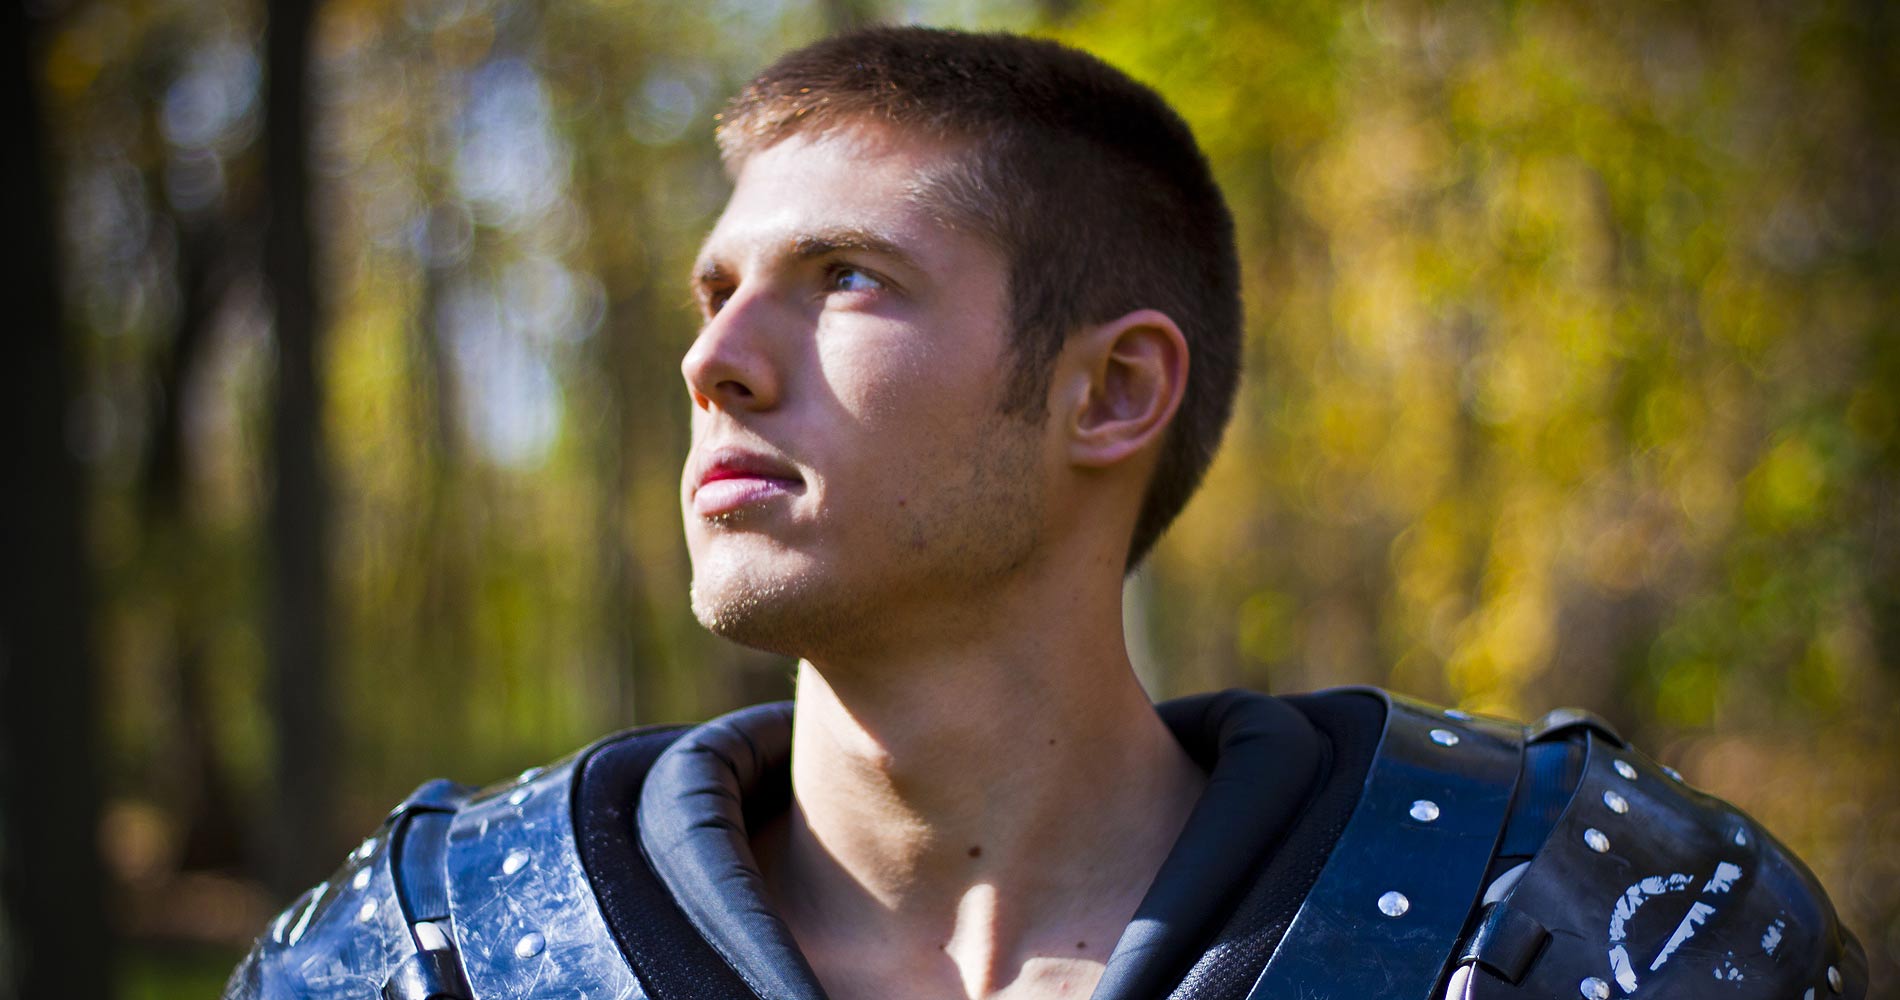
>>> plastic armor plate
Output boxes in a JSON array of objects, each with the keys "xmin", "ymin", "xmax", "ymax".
[
  {"xmin": 224, "ymin": 743, "xmax": 655, "ymax": 1000},
  {"xmin": 223, "ymin": 821, "xmax": 415, "ymax": 999}
]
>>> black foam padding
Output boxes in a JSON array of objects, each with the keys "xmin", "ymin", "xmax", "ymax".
[
  {"xmin": 572, "ymin": 726, "xmax": 763, "ymax": 1000},
  {"xmin": 1166, "ymin": 689, "xmax": 1389, "ymax": 999},
  {"xmin": 1091, "ymin": 690, "xmax": 1326, "ymax": 1000},
  {"xmin": 636, "ymin": 704, "xmax": 823, "ymax": 1000}
]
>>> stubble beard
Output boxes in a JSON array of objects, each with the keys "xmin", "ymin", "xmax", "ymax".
[{"xmin": 688, "ymin": 410, "xmax": 1046, "ymax": 661}]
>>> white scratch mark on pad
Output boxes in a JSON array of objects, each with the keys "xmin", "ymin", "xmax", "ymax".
[
  {"xmin": 1610, "ymin": 944, "xmax": 1639, "ymax": 993},
  {"xmin": 1703, "ymin": 862, "xmax": 1743, "ymax": 894},
  {"xmin": 1652, "ymin": 901, "xmax": 1717, "ymax": 972},
  {"xmin": 1762, "ymin": 919, "xmax": 1785, "ymax": 954},
  {"xmin": 1609, "ymin": 873, "xmax": 1693, "ymax": 942}
]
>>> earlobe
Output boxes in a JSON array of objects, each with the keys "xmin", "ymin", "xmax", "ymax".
[{"xmin": 1068, "ymin": 309, "xmax": 1188, "ymax": 470}]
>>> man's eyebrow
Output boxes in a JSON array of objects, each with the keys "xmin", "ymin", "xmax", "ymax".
[
  {"xmin": 689, "ymin": 226, "xmax": 920, "ymax": 293},
  {"xmin": 789, "ymin": 227, "xmax": 918, "ymax": 271},
  {"xmin": 691, "ymin": 258, "xmax": 729, "ymax": 289}
]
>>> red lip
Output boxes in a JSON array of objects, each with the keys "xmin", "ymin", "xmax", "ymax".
[{"xmin": 689, "ymin": 445, "xmax": 804, "ymax": 517}]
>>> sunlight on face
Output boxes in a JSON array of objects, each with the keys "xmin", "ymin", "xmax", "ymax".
[{"xmin": 680, "ymin": 126, "xmax": 1050, "ymax": 661}]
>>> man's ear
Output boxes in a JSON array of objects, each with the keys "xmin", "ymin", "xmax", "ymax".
[{"xmin": 1060, "ymin": 309, "xmax": 1189, "ymax": 470}]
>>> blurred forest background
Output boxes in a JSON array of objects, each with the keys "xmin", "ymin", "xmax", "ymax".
[{"xmin": 4, "ymin": 0, "xmax": 1895, "ymax": 995}]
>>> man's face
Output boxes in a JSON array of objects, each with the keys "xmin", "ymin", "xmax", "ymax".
[{"xmin": 681, "ymin": 125, "xmax": 1049, "ymax": 658}]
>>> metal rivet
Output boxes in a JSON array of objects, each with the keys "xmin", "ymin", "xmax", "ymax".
[
  {"xmin": 1602, "ymin": 790, "xmax": 1629, "ymax": 814},
  {"xmin": 517, "ymin": 766, "xmax": 543, "ymax": 784},
  {"xmin": 1429, "ymin": 728, "xmax": 1460, "ymax": 747},
  {"xmin": 1444, "ymin": 708, "xmax": 1473, "ymax": 721},
  {"xmin": 509, "ymin": 787, "xmax": 533, "ymax": 806},
  {"xmin": 1733, "ymin": 826, "xmax": 1749, "ymax": 847},
  {"xmin": 352, "ymin": 868, "xmax": 371, "ymax": 890},
  {"xmin": 1661, "ymin": 765, "xmax": 1684, "ymax": 782},
  {"xmin": 1377, "ymin": 891, "xmax": 1410, "ymax": 917},
  {"xmin": 1584, "ymin": 828, "xmax": 1610, "ymax": 853},
  {"xmin": 1580, "ymin": 977, "xmax": 1610, "ymax": 1000},
  {"xmin": 1410, "ymin": 800, "xmax": 1441, "ymax": 822},
  {"xmin": 502, "ymin": 848, "xmax": 531, "ymax": 875},
  {"xmin": 514, "ymin": 931, "xmax": 547, "ymax": 959},
  {"xmin": 1828, "ymin": 965, "xmax": 1843, "ymax": 992},
  {"xmin": 357, "ymin": 899, "xmax": 378, "ymax": 923},
  {"xmin": 1614, "ymin": 759, "xmax": 1637, "ymax": 780},
  {"xmin": 350, "ymin": 836, "xmax": 379, "ymax": 862}
]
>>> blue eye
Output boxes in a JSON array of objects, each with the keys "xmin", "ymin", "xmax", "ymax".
[{"xmin": 827, "ymin": 266, "xmax": 882, "ymax": 293}]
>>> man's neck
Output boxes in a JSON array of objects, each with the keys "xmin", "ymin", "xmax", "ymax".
[{"xmin": 754, "ymin": 596, "xmax": 1206, "ymax": 1000}]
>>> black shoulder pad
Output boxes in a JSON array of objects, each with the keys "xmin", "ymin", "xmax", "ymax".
[
  {"xmin": 1448, "ymin": 731, "xmax": 1867, "ymax": 1000},
  {"xmin": 223, "ymin": 727, "xmax": 684, "ymax": 1000}
]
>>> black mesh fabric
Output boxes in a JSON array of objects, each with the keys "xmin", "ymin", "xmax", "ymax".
[{"xmin": 1166, "ymin": 689, "xmax": 1388, "ymax": 1000}]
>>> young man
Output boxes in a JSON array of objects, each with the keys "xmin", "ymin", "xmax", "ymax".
[{"xmin": 228, "ymin": 28, "xmax": 1866, "ymax": 1000}]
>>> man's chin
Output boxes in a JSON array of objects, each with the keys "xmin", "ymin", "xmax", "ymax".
[{"xmin": 689, "ymin": 575, "xmax": 835, "ymax": 658}]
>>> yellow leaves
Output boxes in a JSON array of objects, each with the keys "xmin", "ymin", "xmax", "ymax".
[
  {"xmin": 1668, "ymin": 455, "xmax": 1738, "ymax": 545},
  {"xmin": 42, "ymin": 5, "xmax": 133, "ymax": 101},
  {"xmin": 1653, "ymin": 657, "xmax": 1720, "ymax": 728},
  {"xmin": 1313, "ymin": 386, "xmax": 1384, "ymax": 462},
  {"xmin": 1846, "ymin": 383, "xmax": 1896, "ymax": 447},
  {"xmin": 1390, "ymin": 505, "xmax": 1467, "ymax": 611},
  {"xmin": 432, "ymin": 12, "xmax": 498, "ymax": 71},
  {"xmin": 1235, "ymin": 589, "xmax": 1296, "ymax": 665},
  {"xmin": 329, "ymin": 297, "xmax": 415, "ymax": 493},
  {"xmin": 1061, "ymin": 0, "xmax": 1352, "ymax": 179},
  {"xmin": 43, "ymin": 24, "xmax": 106, "ymax": 100},
  {"xmin": 1302, "ymin": 110, "xmax": 1457, "ymax": 220},
  {"xmin": 1370, "ymin": 368, "xmax": 1459, "ymax": 516},
  {"xmin": 1575, "ymin": 512, "xmax": 1659, "ymax": 596},
  {"xmin": 1744, "ymin": 433, "xmax": 1829, "ymax": 533},
  {"xmin": 1699, "ymin": 259, "xmax": 1785, "ymax": 363},
  {"xmin": 1446, "ymin": 587, "xmax": 1554, "ymax": 715}
]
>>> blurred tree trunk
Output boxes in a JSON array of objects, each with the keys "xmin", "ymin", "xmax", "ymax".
[
  {"xmin": 145, "ymin": 196, "xmax": 251, "ymax": 874},
  {"xmin": 261, "ymin": 0, "xmax": 340, "ymax": 896},
  {"xmin": 408, "ymin": 207, "xmax": 474, "ymax": 754},
  {"xmin": 0, "ymin": 2, "xmax": 112, "ymax": 998}
]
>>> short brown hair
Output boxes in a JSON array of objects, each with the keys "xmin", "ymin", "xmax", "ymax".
[{"xmin": 717, "ymin": 27, "xmax": 1242, "ymax": 568}]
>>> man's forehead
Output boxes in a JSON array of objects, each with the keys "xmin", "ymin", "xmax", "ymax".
[{"xmin": 691, "ymin": 127, "xmax": 991, "ymax": 276}]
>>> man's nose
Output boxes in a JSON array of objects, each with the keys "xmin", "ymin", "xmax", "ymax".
[{"xmin": 681, "ymin": 292, "xmax": 782, "ymax": 413}]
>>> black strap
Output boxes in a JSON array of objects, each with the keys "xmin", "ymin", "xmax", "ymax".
[
  {"xmin": 382, "ymin": 782, "xmax": 475, "ymax": 1000},
  {"xmin": 1246, "ymin": 693, "xmax": 1524, "ymax": 1000},
  {"xmin": 1497, "ymin": 740, "xmax": 1584, "ymax": 859},
  {"xmin": 1456, "ymin": 902, "xmax": 1551, "ymax": 984}
]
